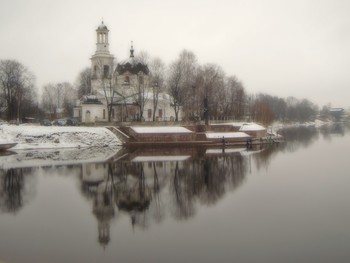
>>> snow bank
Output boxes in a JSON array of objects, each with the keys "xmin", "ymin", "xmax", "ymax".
[
  {"xmin": 0, "ymin": 125, "xmax": 122, "ymax": 150},
  {"xmin": 0, "ymin": 147, "xmax": 119, "ymax": 170}
]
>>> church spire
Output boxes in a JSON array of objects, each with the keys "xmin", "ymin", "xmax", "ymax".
[{"xmin": 130, "ymin": 41, "xmax": 134, "ymax": 58}]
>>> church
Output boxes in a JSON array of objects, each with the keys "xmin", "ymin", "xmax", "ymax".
[{"xmin": 74, "ymin": 21, "xmax": 180, "ymax": 124}]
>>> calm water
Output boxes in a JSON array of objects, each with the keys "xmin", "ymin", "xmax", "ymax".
[{"xmin": 0, "ymin": 124, "xmax": 350, "ymax": 263}]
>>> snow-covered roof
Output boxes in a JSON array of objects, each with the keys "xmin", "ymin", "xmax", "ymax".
[
  {"xmin": 210, "ymin": 122, "xmax": 266, "ymax": 131},
  {"xmin": 205, "ymin": 132, "xmax": 250, "ymax": 139},
  {"xmin": 131, "ymin": 126, "xmax": 193, "ymax": 134},
  {"xmin": 239, "ymin": 123, "xmax": 266, "ymax": 131}
]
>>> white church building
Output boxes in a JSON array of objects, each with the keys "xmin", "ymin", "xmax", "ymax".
[{"xmin": 74, "ymin": 22, "xmax": 181, "ymax": 124}]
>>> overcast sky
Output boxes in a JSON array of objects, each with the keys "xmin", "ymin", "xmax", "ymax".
[{"xmin": 1, "ymin": 0, "xmax": 349, "ymax": 108}]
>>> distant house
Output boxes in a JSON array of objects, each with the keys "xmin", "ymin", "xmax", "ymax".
[
  {"xmin": 329, "ymin": 108, "xmax": 345, "ymax": 121},
  {"xmin": 74, "ymin": 22, "xmax": 180, "ymax": 124}
]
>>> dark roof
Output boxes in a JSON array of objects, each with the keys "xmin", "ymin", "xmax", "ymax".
[
  {"xmin": 116, "ymin": 60, "xmax": 149, "ymax": 75},
  {"xmin": 116, "ymin": 43, "xmax": 149, "ymax": 75},
  {"xmin": 82, "ymin": 97, "xmax": 103, "ymax": 105}
]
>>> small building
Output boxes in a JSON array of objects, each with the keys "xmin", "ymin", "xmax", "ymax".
[
  {"xmin": 129, "ymin": 126, "xmax": 195, "ymax": 142},
  {"xmin": 329, "ymin": 108, "xmax": 345, "ymax": 121},
  {"xmin": 239, "ymin": 123, "xmax": 267, "ymax": 138},
  {"xmin": 205, "ymin": 132, "xmax": 251, "ymax": 143},
  {"xmin": 209, "ymin": 122, "xmax": 267, "ymax": 139}
]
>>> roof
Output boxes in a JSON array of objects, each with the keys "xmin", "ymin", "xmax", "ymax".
[
  {"xmin": 97, "ymin": 21, "xmax": 108, "ymax": 30},
  {"xmin": 210, "ymin": 122, "xmax": 266, "ymax": 131},
  {"xmin": 116, "ymin": 59, "xmax": 149, "ymax": 75},
  {"xmin": 82, "ymin": 95, "xmax": 103, "ymax": 105},
  {"xmin": 205, "ymin": 132, "xmax": 250, "ymax": 139},
  {"xmin": 239, "ymin": 123, "xmax": 266, "ymax": 131},
  {"xmin": 116, "ymin": 43, "xmax": 149, "ymax": 75},
  {"xmin": 131, "ymin": 126, "xmax": 193, "ymax": 134}
]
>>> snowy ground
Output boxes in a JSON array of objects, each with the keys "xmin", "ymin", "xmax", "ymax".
[
  {"xmin": 0, "ymin": 125, "xmax": 122, "ymax": 150},
  {"xmin": 0, "ymin": 125, "xmax": 123, "ymax": 169}
]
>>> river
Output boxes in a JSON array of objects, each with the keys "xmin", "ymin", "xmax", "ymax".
[{"xmin": 0, "ymin": 123, "xmax": 349, "ymax": 263}]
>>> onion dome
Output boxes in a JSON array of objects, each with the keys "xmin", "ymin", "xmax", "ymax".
[
  {"xmin": 116, "ymin": 42, "xmax": 149, "ymax": 75},
  {"xmin": 97, "ymin": 21, "xmax": 108, "ymax": 30}
]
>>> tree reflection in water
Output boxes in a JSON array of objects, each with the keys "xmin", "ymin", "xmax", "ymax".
[
  {"xmin": 2, "ymin": 124, "xmax": 348, "ymax": 249},
  {"xmin": 0, "ymin": 169, "xmax": 24, "ymax": 213},
  {"xmin": 0, "ymin": 168, "xmax": 36, "ymax": 214},
  {"xmin": 77, "ymin": 147, "xmax": 253, "ymax": 247}
]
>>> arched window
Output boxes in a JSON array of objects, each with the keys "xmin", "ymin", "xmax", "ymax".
[{"xmin": 124, "ymin": 75, "xmax": 130, "ymax": 83}]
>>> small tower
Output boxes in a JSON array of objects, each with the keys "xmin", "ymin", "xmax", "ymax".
[
  {"xmin": 91, "ymin": 21, "xmax": 114, "ymax": 93},
  {"xmin": 95, "ymin": 21, "xmax": 110, "ymax": 54}
]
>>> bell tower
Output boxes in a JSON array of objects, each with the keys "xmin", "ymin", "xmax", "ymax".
[
  {"xmin": 91, "ymin": 21, "xmax": 114, "ymax": 93},
  {"xmin": 95, "ymin": 21, "xmax": 110, "ymax": 54}
]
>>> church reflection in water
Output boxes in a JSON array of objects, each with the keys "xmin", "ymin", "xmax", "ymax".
[
  {"xmin": 78, "ymin": 146, "xmax": 261, "ymax": 247},
  {"xmin": 1, "ymin": 124, "xmax": 347, "ymax": 248},
  {"xmin": 0, "ymin": 145, "xmax": 270, "ymax": 248}
]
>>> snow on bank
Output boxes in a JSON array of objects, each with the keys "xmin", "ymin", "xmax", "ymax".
[
  {"xmin": 0, "ymin": 125, "xmax": 122, "ymax": 150},
  {"xmin": 0, "ymin": 147, "xmax": 120, "ymax": 170},
  {"xmin": 271, "ymin": 119, "xmax": 333, "ymax": 132}
]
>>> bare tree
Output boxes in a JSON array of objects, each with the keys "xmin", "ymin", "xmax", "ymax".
[
  {"xmin": 167, "ymin": 50, "xmax": 197, "ymax": 121},
  {"xmin": 193, "ymin": 64, "xmax": 225, "ymax": 123},
  {"xmin": 93, "ymin": 58, "xmax": 116, "ymax": 122},
  {"xmin": 102, "ymin": 78, "xmax": 118, "ymax": 122},
  {"xmin": 41, "ymin": 82, "xmax": 76, "ymax": 118},
  {"xmin": 149, "ymin": 57, "xmax": 165, "ymax": 121},
  {"xmin": 41, "ymin": 83, "xmax": 57, "ymax": 119},
  {"xmin": 76, "ymin": 67, "xmax": 92, "ymax": 98},
  {"xmin": 0, "ymin": 59, "xmax": 36, "ymax": 121},
  {"xmin": 224, "ymin": 76, "xmax": 246, "ymax": 120}
]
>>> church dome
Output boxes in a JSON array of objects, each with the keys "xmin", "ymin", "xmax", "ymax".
[
  {"xmin": 116, "ymin": 43, "xmax": 149, "ymax": 75},
  {"xmin": 97, "ymin": 21, "xmax": 108, "ymax": 30}
]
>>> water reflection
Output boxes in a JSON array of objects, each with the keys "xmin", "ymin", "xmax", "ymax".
[
  {"xmin": 0, "ymin": 168, "xmax": 36, "ymax": 214},
  {"xmin": 0, "ymin": 123, "xmax": 348, "ymax": 250},
  {"xmin": 76, "ymin": 146, "xmax": 256, "ymax": 247}
]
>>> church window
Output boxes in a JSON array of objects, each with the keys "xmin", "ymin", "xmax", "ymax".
[
  {"xmin": 124, "ymin": 75, "xmax": 130, "ymax": 83},
  {"xmin": 103, "ymin": 65, "xmax": 109, "ymax": 78}
]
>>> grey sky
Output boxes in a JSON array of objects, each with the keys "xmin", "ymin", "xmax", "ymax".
[{"xmin": 1, "ymin": 0, "xmax": 349, "ymax": 108}]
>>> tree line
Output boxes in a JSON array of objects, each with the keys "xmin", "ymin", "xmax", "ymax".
[{"xmin": 0, "ymin": 54, "xmax": 338, "ymax": 125}]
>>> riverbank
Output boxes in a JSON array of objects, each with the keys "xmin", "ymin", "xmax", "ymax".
[{"xmin": 0, "ymin": 125, "xmax": 122, "ymax": 150}]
